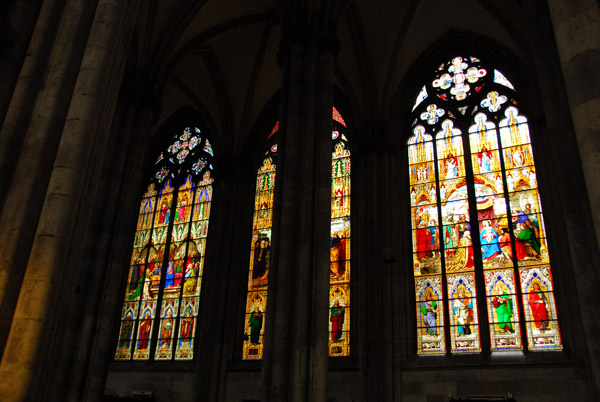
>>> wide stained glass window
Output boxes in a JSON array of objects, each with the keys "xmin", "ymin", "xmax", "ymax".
[
  {"xmin": 330, "ymin": 107, "xmax": 351, "ymax": 357},
  {"xmin": 409, "ymin": 56, "xmax": 562, "ymax": 355},
  {"xmin": 115, "ymin": 126, "xmax": 215, "ymax": 361}
]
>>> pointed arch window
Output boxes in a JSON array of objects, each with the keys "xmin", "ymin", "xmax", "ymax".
[
  {"xmin": 115, "ymin": 126, "xmax": 215, "ymax": 361},
  {"xmin": 330, "ymin": 107, "xmax": 351, "ymax": 357},
  {"xmin": 408, "ymin": 56, "xmax": 562, "ymax": 354},
  {"xmin": 243, "ymin": 123, "xmax": 278, "ymax": 360}
]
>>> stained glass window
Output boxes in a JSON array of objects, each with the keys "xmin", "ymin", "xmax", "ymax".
[
  {"xmin": 409, "ymin": 56, "xmax": 562, "ymax": 355},
  {"xmin": 330, "ymin": 107, "xmax": 351, "ymax": 357},
  {"xmin": 115, "ymin": 126, "xmax": 215, "ymax": 361},
  {"xmin": 243, "ymin": 125, "xmax": 278, "ymax": 360}
]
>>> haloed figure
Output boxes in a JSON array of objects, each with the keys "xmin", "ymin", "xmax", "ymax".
[
  {"xmin": 248, "ymin": 310, "xmax": 263, "ymax": 345},
  {"xmin": 421, "ymin": 291, "xmax": 438, "ymax": 336},
  {"xmin": 330, "ymin": 299, "xmax": 345, "ymax": 342},
  {"xmin": 453, "ymin": 287, "xmax": 473, "ymax": 336},
  {"xmin": 252, "ymin": 239, "xmax": 270, "ymax": 280},
  {"xmin": 138, "ymin": 311, "xmax": 152, "ymax": 350},
  {"xmin": 160, "ymin": 310, "xmax": 174, "ymax": 348},
  {"xmin": 330, "ymin": 233, "xmax": 345, "ymax": 278},
  {"xmin": 492, "ymin": 283, "xmax": 514, "ymax": 333},
  {"xmin": 529, "ymin": 282, "xmax": 550, "ymax": 332}
]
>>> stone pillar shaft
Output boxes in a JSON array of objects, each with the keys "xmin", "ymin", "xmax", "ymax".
[
  {"xmin": 65, "ymin": 103, "xmax": 156, "ymax": 402},
  {"xmin": 0, "ymin": 0, "xmax": 138, "ymax": 400},
  {"xmin": 547, "ymin": 0, "xmax": 600, "ymax": 398},
  {"xmin": 261, "ymin": 37, "xmax": 335, "ymax": 402},
  {"xmin": 547, "ymin": 0, "xmax": 600, "ymax": 249},
  {"xmin": 0, "ymin": 0, "xmax": 98, "ymax": 356}
]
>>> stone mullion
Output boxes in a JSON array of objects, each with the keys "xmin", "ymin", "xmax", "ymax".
[{"xmin": 0, "ymin": 0, "xmax": 139, "ymax": 400}]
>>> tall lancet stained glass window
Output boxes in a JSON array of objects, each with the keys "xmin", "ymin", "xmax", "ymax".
[
  {"xmin": 242, "ymin": 109, "xmax": 352, "ymax": 359},
  {"xmin": 115, "ymin": 126, "xmax": 215, "ymax": 361},
  {"xmin": 330, "ymin": 107, "xmax": 351, "ymax": 357},
  {"xmin": 243, "ymin": 123, "xmax": 278, "ymax": 359},
  {"xmin": 409, "ymin": 56, "xmax": 562, "ymax": 355}
]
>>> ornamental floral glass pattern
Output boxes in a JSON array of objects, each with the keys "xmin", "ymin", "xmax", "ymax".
[
  {"xmin": 330, "ymin": 115, "xmax": 351, "ymax": 357},
  {"xmin": 243, "ymin": 127, "xmax": 278, "ymax": 360},
  {"xmin": 409, "ymin": 56, "xmax": 562, "ymax": 355},
  {"xmin": 115, "ymin": 127, "xmax": 215, "ymax": 361}
]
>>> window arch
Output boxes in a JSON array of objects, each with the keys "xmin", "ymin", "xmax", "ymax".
[
  {"xmin": 408, "ymin": 56, "xmax": 562, "ymax": 354},
  {"xmin": 115, "ymin": 126, "xmax": 215, "ymax": 361}
]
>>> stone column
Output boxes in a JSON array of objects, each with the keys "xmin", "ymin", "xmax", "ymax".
[
  {"xmin": 359, "ymin": 124, "xmax": 399, "ymax": 402},
  {"xmin": 261, "ymin": 3, "xmax": 348, "ymax": 401},
  {"xmin": 64, "ymin": 98, "xmax": 157, "ymax": 402},
  {"xmin": 0, "ymin": 0, "xmax": 98, "ymax": 357},
  {"xmin": 547, "ymin": 0, "xmax": 600, "ymax": 398},
  {"xmin": 547, "ymin": 0, "xmax": 600, "ymax": 249},
  {"xmin": 0, "ymin": 0, "xmax": 139, "ymax": 400},
  {"xmin": 196, "ymin": 156, "xmax": 249, "ymax": 402}
]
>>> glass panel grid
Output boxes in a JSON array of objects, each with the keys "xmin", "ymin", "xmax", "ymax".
[
  {"xmin": 330, "ymin": 129, "xmax": 351, "ymax": 357},
  {"xmin": 243, "ymin": 154, "xmax": 276, "ymax": 359}
]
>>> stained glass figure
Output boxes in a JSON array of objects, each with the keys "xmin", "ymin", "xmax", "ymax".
[
  {"xmin": 115, "ymin": 126, "xmax": 215, "ymax": 361},
  {"xmin": 520, "ymin": 267, "xmax": 562, "ymax": 349},
  {"xmin": 448, "ymin": 274, "xmax": 481, "ymax": 353},
  {"xmin": 415, "ymin": 277, "xmax": 445, "ymax": 354},
  {"xmin": 409, "ymin": 56, "xmax": 561, "ymax": 355},
  {"xmin": 485, "ymin": 270, "xmax": 521, "ymax": 351}
]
